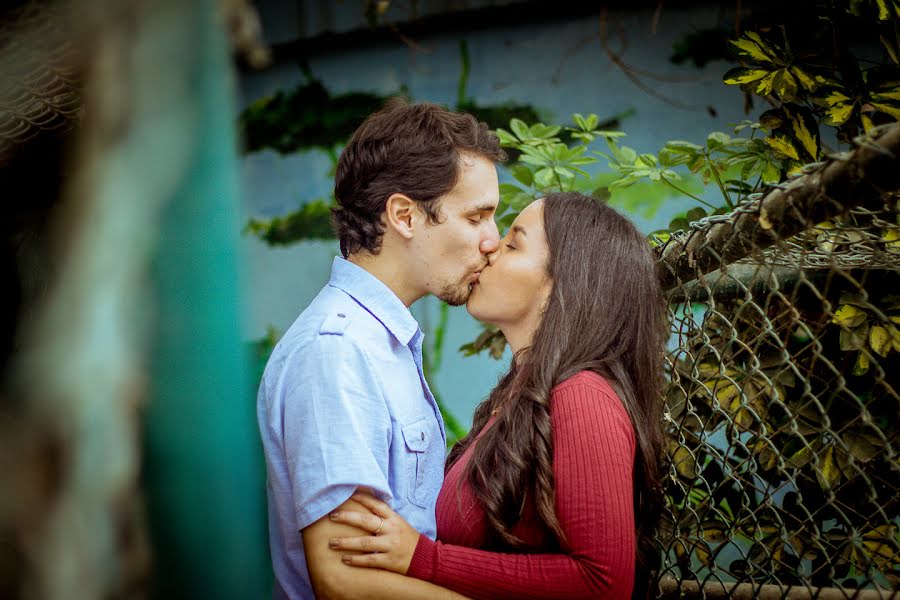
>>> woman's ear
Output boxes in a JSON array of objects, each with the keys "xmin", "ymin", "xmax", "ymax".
[{"xmin": 384, "ymin": 193, "xmax": 417, "ymax": 240}]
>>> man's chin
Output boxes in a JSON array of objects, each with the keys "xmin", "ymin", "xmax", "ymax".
[{"xmin": 436, "ymin": 283, "xmax": 471, "ymax": 307}]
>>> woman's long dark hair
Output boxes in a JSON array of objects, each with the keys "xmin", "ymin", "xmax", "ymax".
[{"xmin": 447, "ymin": 192, "xmax": 667, "ymax": 599}]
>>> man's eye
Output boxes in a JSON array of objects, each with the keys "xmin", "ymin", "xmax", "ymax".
[{"xmin": 506, "ymin": 243, "xmax": 516, "ymax": 251}]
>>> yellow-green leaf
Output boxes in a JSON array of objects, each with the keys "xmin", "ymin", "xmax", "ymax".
[
  {"xmin": 765, "ymin": 135, "xmax": 801, "ymax": 160},
  {"xmin": 671, "ymin": 444, "xmax": 697, "ymax": 479},
  {"xmin": 790, "ymin": 66, "xmax": 819, "ymax": 91},
  {"xmin": 774, "ymin": 69, "xmax": 799, "ymax": 100},
  {"xmin": 872, "ymin": 90, "xmax": 900, "ymax": 101},
  {"xmin": 756, "ymin": 71, "xmax": 779, "ymax": 96},
  {"xmin": 862, "ymin": 112, "xmax": 876, "ymax": 134},
  {"xmin": 853, "ymin": 350, "xmax": 871, "ymax": 376},
  {"xmin": 876, "ymin": 0, "xmax": 891, "ymax": 20},
  {"xmin": 870, "ymin": 325, "xmax": 892, "ymax": 357},
  {"xmin": 822, "ymin": 90, "xmax": 852, "ymax": 105},
  {"xmin": 715, "ymin": 382, "xmax": 741, "ymax": 405},
  {"xmin": 832, "ymin": 304, "xmax": 867, "ymax": 327},
  {"xmin": 790, "ymin": 112, "xmax": 819, "ymax": 159},
  {"xmin": 890, "ymin": 325, "xmax": 900, "ymax": 351},
  {"xmin": 723, "ymin": 67, "xmax": 771, "ymax": 86},
  {"xmin": 730, "ymin": 34, "xmax": 775, "ymax": 63},
  {"xmin": 824, "ymin": 102, "xmax": 855, "ymax": 126},
  {"xmin": 884, "ymin": 228, "xmax": 900, "ymax": 252},
  {"xmin": 870, "ymin": 101, "xmax": 900, "ymax": 120},
  {"xmin": 840, "ymin": 323, "xmax": 870, "ymax": 351},
  {"xmin": 816, "ymin": 446, "xmax": 841, "ymax": 490}
]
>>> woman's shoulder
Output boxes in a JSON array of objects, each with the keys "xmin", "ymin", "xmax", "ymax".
[
  {"xmin": 550, "ymin": 369, "xmax": 616, "ymax": 397},
  {"xmin": 550, "ymin": 371, "xmax": 629, "ymax": 418}
]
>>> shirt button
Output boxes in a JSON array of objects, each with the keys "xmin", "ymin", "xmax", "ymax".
[
  {"xmin": 337, "ymin": 313, "xmax": 346, "ymax": 318},
  {"xmin": 420, "ymin": 431, "xmax": 425, "ymax": 441}
]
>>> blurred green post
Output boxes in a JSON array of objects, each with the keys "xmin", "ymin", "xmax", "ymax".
[{"xmin": 143, "ymin": 0, "xmax": 269, "ymax": 597}]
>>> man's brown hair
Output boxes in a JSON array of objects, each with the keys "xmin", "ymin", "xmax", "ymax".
[{"xmin": 332, "ymin": 98, "xmax": 505, "ymax": 257}]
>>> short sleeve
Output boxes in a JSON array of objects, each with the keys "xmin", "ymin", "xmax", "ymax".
[{"xmin": 281, "ymin": 335, "xmax": 393, "ymax": 530}]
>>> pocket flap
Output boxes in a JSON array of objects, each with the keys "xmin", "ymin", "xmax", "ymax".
[{"xmin": 401, "ymin": 419, "xmax": 430, "ymax": 452}]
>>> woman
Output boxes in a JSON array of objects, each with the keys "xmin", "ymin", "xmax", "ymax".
[{"xmin": 328, "ymin": 192, "xmax": 667, "ymax": 600}]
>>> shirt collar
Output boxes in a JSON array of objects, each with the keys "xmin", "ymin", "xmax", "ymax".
[{"xmin": 328, "ymin": 256, "xmax": 420, "ymax": 346}]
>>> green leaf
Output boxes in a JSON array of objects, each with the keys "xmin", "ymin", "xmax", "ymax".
[
  {"xmin": 762, "ymin": 162, "xmax": 781, "ymax": 184},
  {"xmin": 510, "ymin": 165, "xmax": 533, "ymax": 187},
  {"xmin": 499, "ymin": 183, "xmax": 525, "ymax": 197},
  {"xmin": 666, "ymin": 140, "xmax": 704, "ymax": 152},
  {"xmin": 686, "ymin": 207, "xmax": 707, "ymax": 222},
  {"xmin": 495, "ymin": 128, "xmax": 518, "ymax": 146},
  {"xmin": 510, "ymin": 118, "xmax": 529, "ymax": 140},
  {"xmin": 594, "ymin": 130, "xmax": 626, "ymax": 139},
  {"xmin": 586, "ymin": 114, "xmax": 600, "ymax": 130},
  {"xmin": 755, "ymin": 71, "xmax": 779, "ymax": 96},
  {"xmin": 638, "ymin": 153, "xmax": 658, "ymax": 167},
  {"xmin": 534, "ymin": 167, "xmax": 556, "ymax": 188},
  {"xmin": 608, "ymin": 175, "xmax": 642, "ymax": 190},
  {"xmin": 553, "ymin": 166, "xmax": 575, "ymax": 180},
  {"xmin": 519, "ymin": 154, "xmax": 549, "ymax": 167},
  {"xmin": 530, "ymin": 123, "xmax": 561, "ymax": 139},
  {"xmin": 707, "ymin": 131, "xmax": 730, "ymax": 149},
  {"xmin": 496, "ymin": 212, "xmax": 518, "ymax": 231},
  {"xmin": 507, "ymin": 192, "xmax": 533, "ymax": 211}
]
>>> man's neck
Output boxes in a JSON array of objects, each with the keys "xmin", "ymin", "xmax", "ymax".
[{"xmin": 347, "ymin": 251, "xmax": 420, "ymax": 307}]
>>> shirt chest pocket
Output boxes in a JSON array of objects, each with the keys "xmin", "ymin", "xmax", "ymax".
[{"xmin": 401, "ymin": 419, "xmax": 437, "ymax": 508}]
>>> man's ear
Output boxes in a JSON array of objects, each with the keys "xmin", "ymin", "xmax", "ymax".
[{"xmin": 384, "ymin": 193, "xmax": 418, "ymax": 240}]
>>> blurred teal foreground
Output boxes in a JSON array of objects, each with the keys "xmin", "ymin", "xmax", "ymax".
[{"xmin": 143, "ymin": 0, "xmax": 269, "ymax": 597}]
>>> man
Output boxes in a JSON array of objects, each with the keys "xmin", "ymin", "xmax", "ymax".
[{"xmin": 257, "ymin": 98, "xmax": 505, "ymax": 599}]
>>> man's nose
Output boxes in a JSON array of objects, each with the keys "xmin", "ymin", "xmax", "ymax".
[{"xmin": 480, "ymin": 221, "xmax": 500, "ymax": 255}]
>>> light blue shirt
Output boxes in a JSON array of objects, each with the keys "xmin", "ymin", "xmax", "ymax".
[{"xmin": 257, "ymin": 257, "xmax": 446, "ymax": 600}]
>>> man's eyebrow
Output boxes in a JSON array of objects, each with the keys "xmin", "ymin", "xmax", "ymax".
[
  {"xmin": 512, "ymin": 225, "xmax": 527, "ymax": 237},
  {"xmin": 473, "ymin": 203, "xmax": 497, "ymax": 212}
]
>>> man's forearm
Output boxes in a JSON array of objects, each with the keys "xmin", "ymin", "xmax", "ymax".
[{"xmin": 303, "ymin": 498, "xmax": 468, "ymax": 600}]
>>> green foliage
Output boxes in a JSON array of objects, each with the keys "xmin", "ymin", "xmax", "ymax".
[
  {"xmin": 243, "ymin": 199, "xmax": 335, "ymax": 244},
  {"xmin": 239, "ymin": 77, "xmax": 393, "ymax": 155}
]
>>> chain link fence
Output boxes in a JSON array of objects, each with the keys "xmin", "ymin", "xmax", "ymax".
[{"xmin": 654, "ymin": 125, "xmax": 900, "ymax": 599}]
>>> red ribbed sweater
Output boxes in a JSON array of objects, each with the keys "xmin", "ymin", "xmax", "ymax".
[{"xmin": 407, "ymin": 371, "xmax": 637, "ymax": 600}]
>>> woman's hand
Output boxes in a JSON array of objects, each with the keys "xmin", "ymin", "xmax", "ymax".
[{"xmin": 328, "ymin": 490, "xmax": 421, "ymax": 574}]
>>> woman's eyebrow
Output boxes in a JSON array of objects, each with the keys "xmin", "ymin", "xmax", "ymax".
[{"xmin": 511, "ymin": 225, "xmax": 527, "ymax": 238}]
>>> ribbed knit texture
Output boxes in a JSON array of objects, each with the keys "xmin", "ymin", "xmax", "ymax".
[{"xmin": 407, "ymin": 371, "xmax": 636, "ymax": 599}]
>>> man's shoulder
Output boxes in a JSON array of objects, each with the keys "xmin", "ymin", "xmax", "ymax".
[{"xmin": 274, "ymin": 285, "xmax": 391, "ymax": 360}]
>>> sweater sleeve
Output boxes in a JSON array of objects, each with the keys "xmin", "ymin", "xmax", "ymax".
[{"xmin": 406, "ymin": 376, "xmax": 637, "ymax": 600}]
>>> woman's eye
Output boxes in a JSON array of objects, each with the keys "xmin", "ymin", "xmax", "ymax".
[{"xmin": 469, "ymin": 217, "xmax": 481, "ymax": 224}]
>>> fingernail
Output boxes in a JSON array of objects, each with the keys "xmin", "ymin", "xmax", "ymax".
[
  {"xmin": 342, "ymin": 556, "xmax": 351, "ymax": 564},
  {"xmin": 329, "ymin": 512, "xmax": 339, "ymax": 520},
  {"xmin": 328, "ymin": 539, "xmax": 337, "ymax": 548}
]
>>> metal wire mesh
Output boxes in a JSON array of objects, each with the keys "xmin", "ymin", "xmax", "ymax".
[{"xmin": 655, "ymin": 132, "xmax": 900, "ymax": 598}]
